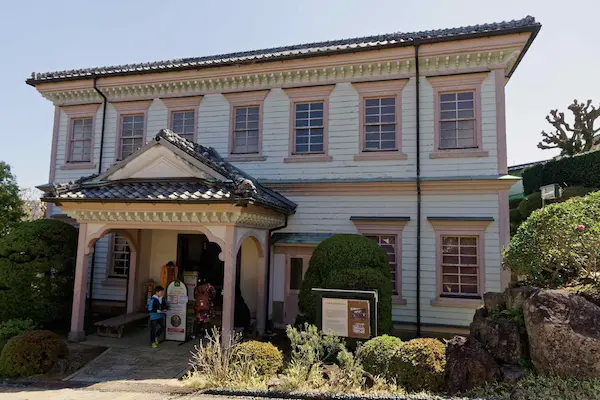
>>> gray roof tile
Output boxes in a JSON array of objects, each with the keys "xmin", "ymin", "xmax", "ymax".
[{"xmin": 27, "ymin": 16, "xmax": 540, "ymax": 84}]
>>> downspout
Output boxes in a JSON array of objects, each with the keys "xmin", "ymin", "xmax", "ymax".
[
  {"xmin": 86, "ymin": 79, "xmax": 108, "ymax": 326},
  {"xmin": 414, "ymin": 41, "xmax": 422, "ymax": 338},
  {"xmin": 264, "ymin": 215, "xmax": 288, "ymax": 334}
]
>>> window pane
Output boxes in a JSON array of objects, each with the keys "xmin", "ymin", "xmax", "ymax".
[
  {"xmin": 441, "ymin": 111, "xmax": 456, "ymax": 120},
  {"xmin": 440, "ymin": 93, "xmax": 456, "ymax": 102},
  {"xmin": 441, "ymin": 235, "xmax": 479, "ymax": 296},
  {"xmin": 458, "ymin": 110, "xmax": 474, "ymax": 119},
  {"xmin": 296, "ymin": 103, "xmax": 309, "ymax": 112},
  {"xmin": 365, "ymin": 98, "xmax": 380, "ymax": 107},
  {"xmin": 381, "ymin": 97, "xmax": 395, "ymax": 106},
  {"xmin": 290, "ymin": 258, "xmax": 303, "ymax": 290},
  {"xmin": 457, "ymin": 92, "xmax": 474, "ymax": 100}
]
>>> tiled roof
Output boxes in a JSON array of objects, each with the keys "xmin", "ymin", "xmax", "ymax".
[
  {"xmin": 27, "ymin": 16, "xmax": 540, "ymax": 84},
  {"xmin": 42, "ymin": 130, "xmax": 296, "ymax": 214}
]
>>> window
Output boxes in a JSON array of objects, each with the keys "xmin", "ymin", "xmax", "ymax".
[
  {"xmin": 69, "ymin": 118, "xmax": 93, "ymax": 162},
  {"xmin": 233, "ymin": 106, "xmax": 260, "ymax": 154},
  {"xmin": 366, "ymin": 235, "xmax": 398, "ymax": 295},
  {"xmin": 440, "ymin": 236, "xmax": 479, "ymax": 296},
  {"xmin": 439, "ymin": 92, "xmax": 476, "ymax": 149},
  {"xmin": 171, "ymin": 111, "xmax": 195, "ymax": 140},
  {"xmin": 289, "ymin": 257, "xmax": 304, "ymax": 290},
  {"xmin": 294, "ymin": 102, "xmax": 324, "ymax": 154},
  {"xmin": 110, "ymin": 234, "xmax": 130, "ymax": 278},
  {"xmin": 364, "ymin": 98, "xmax": 396, "ymax": 151},
  {"xmin": 119, "ymin": 114, "xmax": 145, "ymax": 160}
]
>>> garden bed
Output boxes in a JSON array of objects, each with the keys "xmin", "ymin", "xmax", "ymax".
[{"xmin": 28, "ymin": 343, "xmax": 107, "ymax": 381}]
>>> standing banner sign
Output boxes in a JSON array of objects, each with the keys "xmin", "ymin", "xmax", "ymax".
[
  {"xmin": 314, "ymin": 288, "xmax": 377, "ymax": 339},
  {"xmin": 183, "ymin": 271, "xmax": 198, "ymax": 299},
  {"xmin": 166, "ymin": 280, "xmax": 188, "ymax": 341}
]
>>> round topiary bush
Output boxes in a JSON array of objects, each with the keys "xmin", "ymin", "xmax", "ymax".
[
  {"xmin": 298, "ymin": 234, "xmax": 393, "ymax": 334},
  {"xmin": 0, "ymin": 319, "xmax": 36, "ymax": 353},
  {"xmin": 504, "ymin": 191, "xmax": 600, "ymax": 288},
  {"xmin": 0, "ymin": 219, "xmax": 77, "ymax": 326},
  {"xmin": 359, "ymin": 335, "xmax": 402, "ymax": 378},
  {"xmin": 390, "ymin": 338, "xmax": 446, "ymax": 392},
  {"xmin": 232, "ymin": 340, "xmax": 283, "ymax": 376},
  {"xmin": 517, "ymin": 191, "xmax": 542, "ymax": 219},
  {"xmin": 0, "ymin": 330, "xmax": 68, "ymax": 378}
]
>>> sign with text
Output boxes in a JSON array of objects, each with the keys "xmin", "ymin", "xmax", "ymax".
[
  {"xmin": 541, "ymin": 183, "xmax": 562, "ymax": 200},
  {"xmin": 314, "ymin": 288, "xmax": 377, "ymax": 339},
  {"xmin": 166, "ymin": 280, "xmax": 188, "ymax": 341}
]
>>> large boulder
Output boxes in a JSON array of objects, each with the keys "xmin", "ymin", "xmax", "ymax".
[
  {"xmin": 505, "ymin": 286, "xmax": 537, "ymax": 310},
  {"xmin": 445, "ymin": 336, "xmax": 502, "ymax": 394},
  {"xmin": 523, "ymin": 289, "xmax": 600, "ymax": 378},
  {"xmin": 470, "ymin": 307, "xmax": 527, "ymax": 364},
  {"xmin": 483, "ymin": 292, "xmax": 505, "ymax": 313}
]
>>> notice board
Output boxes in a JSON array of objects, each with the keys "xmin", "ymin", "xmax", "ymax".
[{"xmin": 314, "ymin": 288, "xmax": 377, "ymax": 339}]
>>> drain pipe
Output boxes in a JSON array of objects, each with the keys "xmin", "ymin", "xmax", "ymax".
[
  {"xmin": 414, "ymin": 41, "xmax": 422, "ymax": 338},
  {"xmin": 86, "ymin": 79, "xmax": 108, "ymax": 326},
  {"xmin": 264, "ymin": 215, "xmax": 288, "ymax": 333}
]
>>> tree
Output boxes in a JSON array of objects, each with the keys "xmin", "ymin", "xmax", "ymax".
[
  {"xmin": 0, "ymin": 162, "xmax": 25, "ymax": 237},
  {"xmin": 538, "ymin": 99, "xmax": 600, "ymax": 156},
  {"xmin": 20, "ymin": 188, "xmax": 46, "ymax": 221}
]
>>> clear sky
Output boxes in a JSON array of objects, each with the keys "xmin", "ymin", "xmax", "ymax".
[{"xmin": 1, "ymin": 0, "xmax": 598, "ymax": 188}]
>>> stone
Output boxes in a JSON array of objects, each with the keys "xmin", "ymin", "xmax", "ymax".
[
  {"xmin": 445, "ymin": 336, "xmax": 502, "ymax": 395},
  {"xmin": 510, "ymin": 388, "xmax": 528, "ymax": 400},
  {"xmin": 322, "ymin": 364, "xmax": 341, "ymax": 381},
  {"xmin": 470, "ymin": 307, "xmax": 527, "ymax": 364},
  {"xmin": 524, "ymin": 289, "xmax": 600, "ymax": 378},
  {"xmin": 501, "ymin": 364, "xmax": 526, "ymax": 383},
  {"xmin": 505, "ymin": 286, "xmax": 537, "ymax": 311},
  {"xmin": 266, "ymin": 376, "xmax": 282, "ymax": 389},
  {"xmin": 484, "ymin": 292, "xmax": 505, "ymax": 313}
]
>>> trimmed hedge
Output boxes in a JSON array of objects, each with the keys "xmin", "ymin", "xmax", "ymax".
[
  {"xmin": 0, "ymin": 319, "xmax": 36, "ymax": 353},
  {"xmin": 0, "ymin": 330, "xmax": 68, "ymax": 378},
  {"xmin": 522, "ymin": 150, "xmax": 600, "ymax": 195},
  {"xmin": 390, "ymin": 338, "xmax": 446, "ymax": 392},
  {"xmin": 298, "ymin": 234, "xmax": 393, "ymax": 335},
  {"xmin": 232, "ymin": 340, "xmax": 283, "ymax": 376},
  {"xmin": 359, "ymin": 335, "xmax": 402, "ymax": 379}
]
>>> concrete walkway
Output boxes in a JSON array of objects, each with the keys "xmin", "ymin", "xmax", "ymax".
[{"xmin": 0, "ymin": 387, "xmax": 236, "ymax": 400}]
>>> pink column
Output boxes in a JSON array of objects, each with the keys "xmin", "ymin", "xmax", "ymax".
[
  {"xmin": 255, "ymin": 231, "xmax": 269, "ymax": 335},
  {"xmin": 499, "ymin": 190, "xmax": 511, "ymax": 289},
  {"xmin": 126, "ymin": 230, "xmax": 140, "ymax": 314},
  {"xmin": 68, "ymin": 223, "xmax": 90, "ymax": 342},
  {"xmin": 221, "ymin": 226, "xmax": 237, "ymax": 339}
]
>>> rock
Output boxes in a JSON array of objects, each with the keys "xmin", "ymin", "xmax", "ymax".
[
  {"xmin": 363, "ymin": 371, "xmax": 375, "ymax": 388},
  {"xmin": 266, "ymin": 376, "xmax": 282, "ymax": 389},
  {"xmin": 510, "ymin": 388, "xmax": 528, "ymax": 400},
  {"xmin": 505, "ymin": 286, "xmax": 537, "ymax": 310},
  {"xmin": 524, "ymin": 289, "xmax": 600, "ymax": 378},
  {"xmin": 445, "ymin": 336, "xmax": 502, "ymax": 395},
  {"xmin": 470, "ymin": 307, "xmax": 526, "ymax": 364},
  {"xmin": 321, "ymin": 364, "xmax": 340, "ymax": 380},
  {"xmin": 501, "ymin": 364, "xmax": 526, "ymax": 383},
  {"xmin": 484, "ymin": 292, "xmax": 505, "ymax": 313}
]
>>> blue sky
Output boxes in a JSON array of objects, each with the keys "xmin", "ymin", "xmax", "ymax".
[{"xmin": 1, "ymin": 0, "xmax": 598, "ymax": 188}]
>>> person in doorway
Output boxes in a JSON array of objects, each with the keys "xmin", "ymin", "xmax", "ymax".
[{"xmin": 148, "ymin": 285, "xmax": 169, "ymax": 348}]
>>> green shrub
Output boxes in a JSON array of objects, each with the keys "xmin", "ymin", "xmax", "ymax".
[
  {"xmin": 232, "ymin": 340, "xmax": 283, "ymax": 376},
  {"xmin": 0, "ymin": 319, "xmax": 36, "ymax": 352},
  {"xmin": 509, "ymin": 197, "xmax": 523, "ymax": 210},
  {"xmin": 358, "ymin": 335, "xmax": 402, "ymax": 378},
  {"xmin": 389, "ymin": 338, "xmax": 446, "ymax": 392},
  {"xmin": 286, "ymin": 323, "xmax": 344, "ymax": 368},
  {"xmin": 518, "ymin": 191, "xmax": 542, "ymax": 219},
  {"xmin": 0, "ymin": 330, "xmax": 68, "ymax": 378},
  {"xmin": 298, "ymin": 234, "xmax": 392, "ymax": 334},
  {"xmin": 504, "ymin": 191, "xmax": 600, "ymax": 288},
  {"xmin": 0, "ymin": 219, "xmax": 77, "ymax": 325}
]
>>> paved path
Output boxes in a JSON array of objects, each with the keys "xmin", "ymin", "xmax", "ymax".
[{"xmin": 0, "ymin": 387, "xmax": 231, "ymax": 400}]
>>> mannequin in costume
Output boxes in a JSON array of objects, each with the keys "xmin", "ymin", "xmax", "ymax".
[
  {"xmin": 160, "ymin": 261, "xmax": 179, "ymax": 290},
  {"xmin": 194, "ymin": 277, "xmax": 216, "ymax": 337}
]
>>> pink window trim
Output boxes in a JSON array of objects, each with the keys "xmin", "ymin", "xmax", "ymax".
[
  {"xmin": 428, "ymin": 219, "xmax": 492, "ymax": 308},
  {"xmin": 224, "ymin": 90, "xmax": 269, "ymax": 161},
  {"xmin": 113, "ymin": 100, "xmax": 152, "ymax": 161},
  {"xmin": 62, "ymin": 103, "xmax": 101, "ymax": 168},
  {"xmin": 352, "ymin": 80, "xmax": 408, "ymax": 161},
  {"xmin": 494, "ymin": 68, "xmax": 508, "ymax": 175},
  {"xmin": 351, "ymin": 219, "xmax": 408, "ymax": 304},
  {"xmin": 427, "ymin": 73, "xmax": 489, "ymax": 159},
  {"xmin": 283, "ymin": 85, "xmax": 334, "ymax": 163},
  {"xmin": 162, "ymin": 96, "xmax": 202, "ymax": 141}
]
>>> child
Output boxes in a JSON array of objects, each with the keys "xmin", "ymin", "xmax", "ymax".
[{"xmin": 148, "ymin": 285, "xmax": 169, "ymax": 348}]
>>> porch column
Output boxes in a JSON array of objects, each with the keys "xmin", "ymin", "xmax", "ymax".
[
  {"xmin": 126, "ymin": 230, "xmax": 140, "ymax": 314},
  {"xmin": 221, "ymin": 226, "xmax": 237, "ymax": 339},
  {"xmin": 68, "ymin": 223, "xmax": 90, "ymax": 342},
  {"xmin": 255, "ymin": 231, "xmax": 269, "ymax": 335}
]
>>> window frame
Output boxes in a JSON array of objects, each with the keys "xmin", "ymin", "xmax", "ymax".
[
  {"xmin": 428, "ymin": 218, "xmax": 493, "ymax": 308},
  {"xmin": 107, "ymin": 233, "xmax": 131, "ymax": 279},
  {"xmin": 224, "ymin": 90, "xmax": 268, "ymax": 161},
  {"xmin": 113, "ymin": 100, "xmax": 152, "ymax": 161},
  {"xmin": 61, "ymin": 103, "xmax": 101, "ymax": 170},
  {"xmin": 283, "ymin": 86, "xmax": 334, "ymax": 163},
  {"xmin": 162, "ymin": 96, "xmax": 202, "ymax": 142},
  {"xmin": 352, "ymin": 80, "xmax": 408, "ymax": 161},
  {"xmin": 351, "ymin": 217, "xmax": 408, "ymax": 304},
  {"xmin": 427, "ymin": 73, "xmax": 489, "ymax": 159}
]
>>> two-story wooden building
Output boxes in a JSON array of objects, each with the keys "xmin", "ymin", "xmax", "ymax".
[{"xmin": 29, "ymin": 16, "xmax": 540, "ymax": 341}]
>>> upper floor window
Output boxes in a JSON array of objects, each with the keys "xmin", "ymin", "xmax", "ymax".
[
  {"xmin": 233, "ymin": 106, "xmax": 260, "ymax": 154},
  {"xmin": 352, "ymin": 80, "xmax": 407, "ymax": 161},
  {"xmin": 110, "ymin": 234, "xmax": 130, "ymax": 278},
  {"xmin": 119, "ymin": 114, "xmax": 145, "ymax": 160},
  {"xmin": 171, "ymin": 111, "xmax": 195, "ymax": 141},
  {"xmin": 441, "ymin": 235, "xmax": 479, "ymax": 296},
  {"xmin": 294, "ymin": 102, "xmax": 324, "ymax": 154},
  {"xmin": 439, "ymin": 91, "xmax": 476, "ymax": 149},
  {"xmin": 69, "ymin": 118, "xmax": 93, "ymax": 163}
]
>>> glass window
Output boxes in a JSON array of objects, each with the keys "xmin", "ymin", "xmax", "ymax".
[
  {"xmin": 171, "ymin": 111, "xmax": 195, "ymax": 141},
  {"xmin": 439, "ymin": 91, "xmax": 476, "ymax": 149},
  {"xmin": 441, "ymin": 235, "xmax": 479, "ymax": 296},
  {"xmin": 232, "ymin": 106, "xmax": 260, "ymax": 154},
  {"xmin": 294, "ymin": 102, "xmax": 324, "ymax": 154},
  {"xmin": 111, "ymin": 234, "xmax": 130, "ymax": 278},
  {"xmin": 119, "ymin": 114, "xmax": 145, "ymax": 160},
  {"xmin": 364, "ymin": 97, "xmax": 396, "ymax": 151},
  {"xmin": 69, "ymin": 117, "xmax": 93, "ymax": 163},
  {"xmin": 366, "ymin": 235, "xmax": 398, "ymax": 295},
  {"xmin": 290, "ymin": 257, "xmax": 304, "ymax": 290}
]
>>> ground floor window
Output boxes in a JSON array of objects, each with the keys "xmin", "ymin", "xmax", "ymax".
[
  {"xmin": 441, "ymin": 235, "xmax": 479, "ymax": 296},
  {"xmin": 110, "ymin": 234, "xmax": 130, "ymax": 278},
  {"xmin": 366, "ymin": 235, "xmax": 398, "ymax": 295}
]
